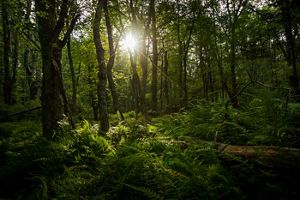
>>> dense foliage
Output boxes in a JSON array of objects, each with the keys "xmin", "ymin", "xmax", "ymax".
[
  {"xmin": 1, "ymin": 98, "xmax": 300, "ymax": 199},
  {"xmin": 1, "ymin": 0, "xmax": 300, "ymax": 199}
]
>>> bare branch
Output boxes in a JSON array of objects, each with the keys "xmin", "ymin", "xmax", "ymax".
[{"xmin": 53, "ymin": 0, "xmax": 69, "ymax": 39}]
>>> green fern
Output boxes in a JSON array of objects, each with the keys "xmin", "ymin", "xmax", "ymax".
[{"xmin": 125, "ymin": 183, "xmax": 163, "ymax": 200}]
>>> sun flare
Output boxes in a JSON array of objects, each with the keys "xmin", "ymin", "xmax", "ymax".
[{"xmin": 121, "ymin": 32, "xmax": 137, "ymax": 52}]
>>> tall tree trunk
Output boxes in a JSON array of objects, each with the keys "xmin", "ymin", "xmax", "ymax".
[
  {"xmin": 87, "ymin": 64, "xmax": 98, "ymax": 120},
  {"xmin": 35, "ymin": 0, "xmax": 77, "ymax": 137},
  {"xmin": 1, "ymin": 0, "xmax": 13, "ymax": 105},
  {"xmin": 218, "ymin": 50, "xmax": 226, "ymax": 99},
  {"xmin": 11, "ymin": 32, "xmax": 18, "ymax": 104},
  {"xmin": 30, "ymin": 53, "xmax": 40, "ymax": 99},
  {"xmin": 129, "ymin": 0, "xmax": 141, "ymax": 116},
  {"xmin": 164, "ymin": 50, "xmax": 169, "ymax": 110},
  {"xmin": 93, "ymin": 0, "xmax": 109, "ymax": 133},
  {"xmin": 139, "ymin": 3, "xmax": 152, "ymax": 119},
  {"xmin": 23, "ymin": 0, "xmax": 36, "ymax": 100},
  {"xmin": 229, "ymin": 21, "xmax": 239, "ymax": 108},
  {"xmin": 160, "ymin": 51, "xmax": 164, "ymax": 113},
  {"xmin": 67, "ymin": 31, "xmax": 77, "ymax": 112},
  {"xmin": 183, "ymin": 24, "xmax": 194, "ymax": 105},
  {"xmin": 130, "ymin": 51, "xmax": 141, "ymax": 116},
  {"xmin": 225, "ymin": 0, "xmax": 245, "ymax": 108},
  {"xmin": 280, "ymin": 0, "xmax": 299, "ymax": 95},
  {"xmin": 140, "ymin": 34, "xmax": 148, "ymax": 119},
  {"xmin": 176, "ymin": 0, "xmax": 183, "ymax": 105},
  {"xmin": 199, "ymin": 45, "xmax": 208, "ymax": 100},
  {"xmin": 150, "ymin": 0, "xmax": 158, "ymax": 113},
  {"xmin": 103, "ymin": 0, "xmax": 124, "ymax": 120},
  {"xmin": 208, "ymin": 66, "xmax": 214, "ymax": 102},
  {"xmin": 182, "ymin": 19, "xmax": 195, "ymax": 105}
]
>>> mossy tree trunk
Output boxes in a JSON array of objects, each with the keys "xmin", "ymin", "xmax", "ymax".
[
  {"xmin": 93, "ymin": 0, "xmax": 110, "ymax": 133},
  {"xmin": 35, "ymin": 0, "xmax": 78, "ymax": 137}
]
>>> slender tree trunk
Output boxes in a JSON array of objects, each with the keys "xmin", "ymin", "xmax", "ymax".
[
  {"xmin": 201, "ymin": 64, "xmax": 208, "ymax": 100},
  {"xmin": 24, "ymin": 48, "xmax": 33, "ymax": 98},
  {"xmin": 160, "ymin": 51, "xmax": 164, "ymax": 113},
  {"xmin": 139, "ymin": 4, "xmax": 152, "ymax": 119},
  {"xmin": 164, "ymin": 50, "xmax": 169, "ymax": 109},
  {"xmin": 88, "ymin": 64, "xmax": 98, "ymax": 120},
  {"xmin": 93, "ymin": 0, "xmax": 110, "ymax": 133},
  {"xmin": 1, "ymin": 0, "xmax": 13, "ymax": 105},
  {"xmin": 183, "ymin": 21, "xmax": 195, "ymax": 105},
  {"xmin": 229, "ymin": 21, "xmax": 239, "ymax": 108},
  {"xmin": 218, "ymin": 50, "xmax": 226, "ymax": 99},
  {"xmin": 208, "ymin": 67, "xmax": 214, "ymax": 102},
  {"xmin": 67, "ymin": 33, "xmax": 77, "ymax": 112},
  {"xmin": 280, "ymin": 0, "xmax": 299, "ymax": 95},
  {"xmin": 129, "ymin": 0, "xmax": 141, "ymax": 116},
  {"xmin": 199, "ymin": 46, "xmax": 208, "ymax": 100},
  {"xmin": 140, "ymin": 35, "xmax": 148, "ymax": 118},
  {"xmin": 130, "ymin": 51, "xmax": 141, "ymax": 116},
  {"xmin": 53, "ymin": 45, "xmax": 74, "ymax": 126},
  {"xmin": 23, "ymin": 0, "xmax": 34, "ymax": 100},
  {"xmin": 150, "ymin": 0, "xmax": 158, "ymax": 113},
  {"xmin": 103, "ymin": 0, "xmax": 124, "ymax": 120},
  {"xmin": 176, "ymin": 0, "xmax": 183, "ymax": 105},
  {"xmin": 11, "ymin": 32, "xmax": 18, "ymax": 104},
  {"xmin": 30, "ymin": 53, "xmax": 40, "ymax": 99}
]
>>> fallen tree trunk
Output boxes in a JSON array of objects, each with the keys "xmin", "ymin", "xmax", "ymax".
[
  {"xmin": 158, "ymin": 136, "xmax": 300, "ymax": 170},
  {"xmin": 0, "ymin": 106, "xmax": 41, "ymax": 121},
  {"xmin": 217, "ymin": 144, "xmax": 300, "ymax": 170}
]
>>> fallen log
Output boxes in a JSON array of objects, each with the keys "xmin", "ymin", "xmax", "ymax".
[
  {"xmin": 157, "ymin": 136, "xmax": 300, "ymax": 170},
  {"xmin": 0, "ymin": 106, "xmax": 41, "ymax": 121},
  {"xmin": 217, "ymin": 144, "xmax": 300, "ymax": 170}
]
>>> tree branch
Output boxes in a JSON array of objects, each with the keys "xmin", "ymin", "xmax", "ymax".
[
  {"xmin": 53, "ymin": 0, "xmax": 69, "ymax": 39},
  {"xmin": 61, "ymin": 12, "xmax": 80, "ymax": 47}
]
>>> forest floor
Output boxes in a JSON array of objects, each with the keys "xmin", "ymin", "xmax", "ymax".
[{"xmin": 0, "ymin": 101, "xmax": 300, "ymax": 199}]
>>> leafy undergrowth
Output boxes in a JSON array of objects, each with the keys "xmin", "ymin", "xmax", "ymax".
[
  {"xmin": 156, "ymin": 97, "xmax": 300, "ymax": 148},
  {"xmin": 0, "ymin": 99, "xmax": 300, "ymax": 199},
  {"xmin": 0, "ymin": 120, "xmax": 240, "ymax": 199}
]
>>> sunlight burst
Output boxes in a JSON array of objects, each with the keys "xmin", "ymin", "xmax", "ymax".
[{"xmin": 121, "ymin": 32, "xmax": 137, "ymax": 52}]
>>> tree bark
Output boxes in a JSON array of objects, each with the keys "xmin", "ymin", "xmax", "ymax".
[
  {"xmin": 225, "ymin": 0, "xmax": 248, "ymax": 108},
  {"xmin": 87, "ymin": 64, "xmax": 98, "ymax": 121},
  {"xmin": 11, "ymin": 31, "xmax": 18, "ymax": 104},
  {"xmin": 23, "ymin": 0, "xmax": 37, "ymax": 100},
  {"xmin": 130, "ymin": 51, "xmax": 142, "ymax": 116},
  {"xmin": 103, "ymin": 0, "xmax": 124, "ymax": 121},
  {"xmin": 93, "ymin": 0, "xmax": 110, "ymax": 133},
  {"xmin": 163, "ymin": 50, "xmax": 169, "ymax": 109},
  {"xmin": 67, "ymin": 31, "xmax": 77, "ymax": 112},
  {"xmin": 164, "ymin": 138, "xmax": 300, "ymax": 170},
  {"xmin": 229, "ymin": 21, "xmax": 239, "ymax": 108},
  {"xmin": 1, "ymin": 0, "xmax": 13, "ymax": 105},
  {"xmin": 129, "ymin": 0, "xmax": 142, "ymax": 116},
  {"xmin": 160, "ymin": 51, "xmax": 164, "ymax": 112},
  {"xmin": 24, "ymin": 0, "xmax": 32, "ymax": 98},
  {"xmin": 182, "ymin": 20, "xmax": 194, "ymax": 105},
  {"xmin": 150, "ymin": 0, "xmax": 158, "ymax": 113},
  {"xmin": 176, "ymin": 0, "xmax": 183, "ymax": 105},
  {"xmin": 139, "ymin": 2, "xmax": 152, "ymax": 119},
  {"xmin": 140, "ymin": 35, "xmax": 148, "ymax": 118},
  {"xmin": 35, "ymin": 0, "xmax": 77, "ymax": 137},
  {"xmin": 279, "ymin": 0, "xmax": 299, "ymax": 95}
]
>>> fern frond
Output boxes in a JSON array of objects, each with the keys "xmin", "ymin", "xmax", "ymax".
[{"xmin": 124, "ymin": 183, "xmax": 163, "ymax": 200}]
